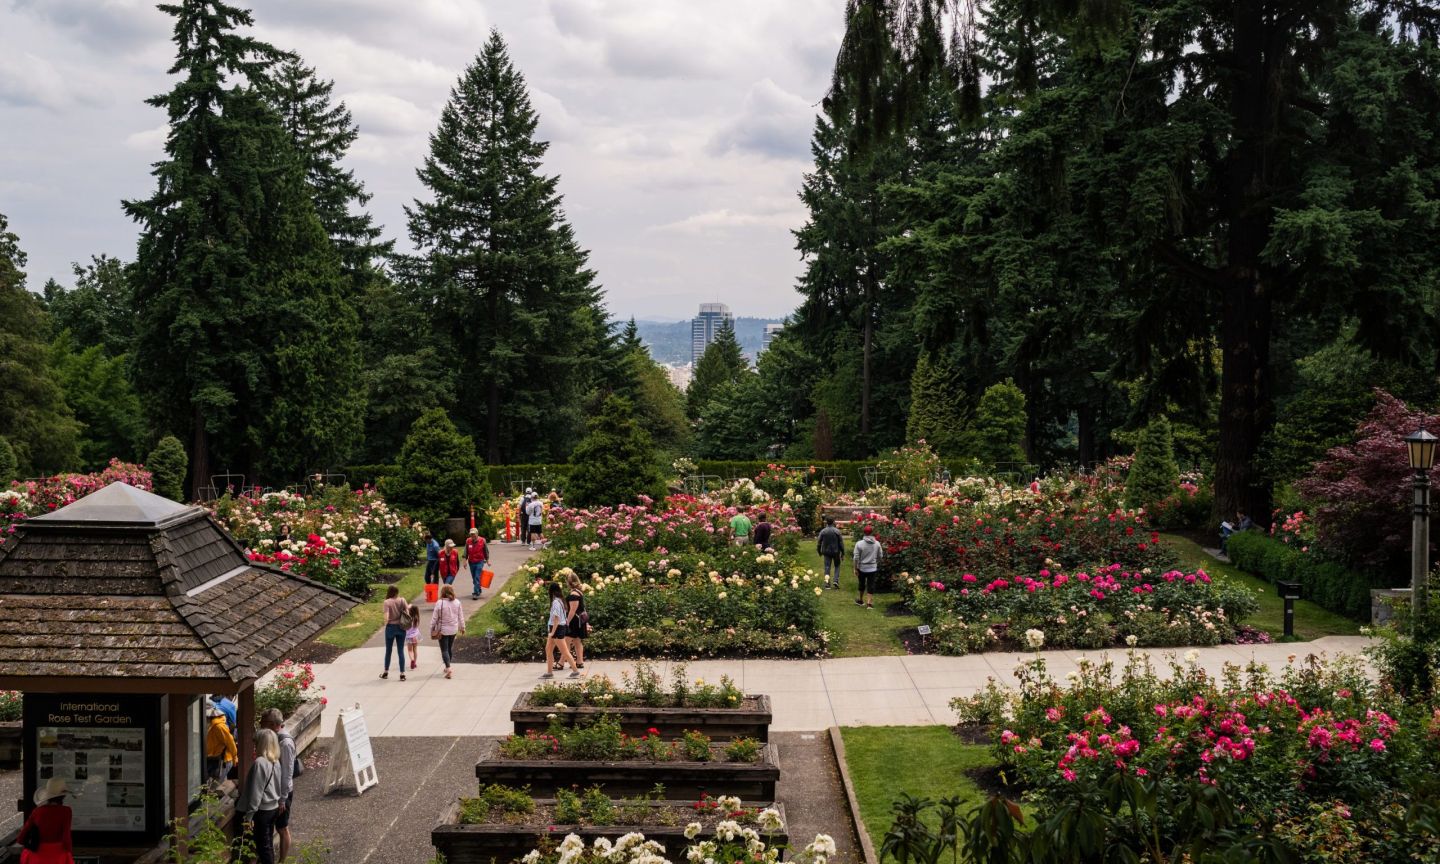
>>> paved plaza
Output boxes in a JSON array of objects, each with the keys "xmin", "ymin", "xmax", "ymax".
[{"xmin": 305, "ymin": 636, "xmax": 1374, "ymax": 736}]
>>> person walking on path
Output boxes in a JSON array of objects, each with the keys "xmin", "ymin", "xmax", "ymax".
[
  {"xmin": 465, "ymin": 528, "xmax": 489, "ymax": 600},
  {"xmin": 422, "ymin": 532, "xmax": 441, "ymax": 586},
  {"xmin": 565, "ymin": 572, "xmax": 588, "ymax": 670},
  {"xmin": 438, "ymin": 539, "xmax": 461, "ymax": 586},
  {"xmin": 526, "ymin": 495, "xmax": 546, "ymax": 550},
  {"xmin": 404, "ymin": 604, "xmax": 421, "ymax": 671},
  {"xmin": 752, "ymin": 511, "xmax": 773, "ymax": 550},
  {"xmin": 519, "ymin": 489, "xmax": 534, "ymax": 546},
  {"xmin": 729, "ymin": 505, "xmax": 752, "ymax": 546},
  {"xmin": 18, "ymin": 778, "xmax": 73, "ymax": 864},
  {"xmin": 430, "ymin": 584, "xmax": 465, "ymax": 679},
  {"xmin": 853, "ymin": 525, "xmax": 884, "ymax": 609},
  {"xmin": 817, "ymin": 517, "xmax": 845, "ymax": 589},
  {"xmin": 260, "ymin": 709, "xmax": 296, "ymax": 863},
  {"xmin": 380, "ymin": 585, "xmax": 408, "ymax": 681},
  {"xmin": 541, "ymin": 582, "xmax": 579, "ymax": 679},
  {"xmin": 238, "ymin": 729, "xmax": 284, "ymax": 864}
]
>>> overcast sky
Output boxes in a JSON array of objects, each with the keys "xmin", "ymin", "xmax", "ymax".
[{"xmin": 0, "ymin": 0, "xmax": 844, "ymax": 321}]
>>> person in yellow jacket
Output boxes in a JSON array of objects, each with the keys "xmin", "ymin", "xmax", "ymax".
[{"xmin": 205, "ymin": 703, "xmax": 237, "ymax": 783}]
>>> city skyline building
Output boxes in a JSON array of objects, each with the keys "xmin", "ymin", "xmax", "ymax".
[
  {"xmin": 761, "ymin": 322, "xmax": 784, "ymax": 354},
  {"xmin": 690, "ymin": 302, "xmax": 734, "ymax": 364}
]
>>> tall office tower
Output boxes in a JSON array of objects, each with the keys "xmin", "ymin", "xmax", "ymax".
[
  {"xmin": 761, "ymin": 322, "xmax": 783, "ymax": 354},
  {"xmin": 691, "ymin": 302, "xmax": 734, "ymax": 364}
]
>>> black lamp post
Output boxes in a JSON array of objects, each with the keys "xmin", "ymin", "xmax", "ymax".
[{"xmin": 1405, "ymin": 428, "xmax": 1437, "ymax": 625}]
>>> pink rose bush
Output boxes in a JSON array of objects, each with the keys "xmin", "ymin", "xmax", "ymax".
[
  {"xmin": 952, "ymin": 652, "xmax": 1440, "ymax": 860},
  {"xmin": 2, "ymin": 460, "xmax": 153, "ymax": 534},
  {"xmin": 254, "ymin": 659, "xmax": 326, "ymax": 718}
]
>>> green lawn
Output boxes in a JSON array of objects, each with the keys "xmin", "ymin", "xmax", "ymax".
[
  {"xmin": 317, "ymin": 564, "xmax": 426, "ymax": 649},
  {"xmin": 840, "ymin": 726, "xmax": 1002, "ymax": 850},
  {"xmin": 795, "ymin": 547, "xmax": 922, "ymax": 656},
  {"xmin": 1160, "ymin": 534, "xmax": 1361, "ymax": 640}
]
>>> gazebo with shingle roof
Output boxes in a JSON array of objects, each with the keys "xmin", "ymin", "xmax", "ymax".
[{"xmin": 0, "ymin": 482, "xmax": 357, "ymax": 847}]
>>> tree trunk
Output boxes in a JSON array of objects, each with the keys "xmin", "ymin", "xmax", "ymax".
[
  {"xmin": 1213, "ymin": 0, "xmax": 1276, "ymax": 527},
  {"xmin": 189, "ymin": 405, "xmax": 209, "ymax": 502}
]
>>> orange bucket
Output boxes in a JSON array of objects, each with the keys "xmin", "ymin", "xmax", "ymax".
[
  {"xmin": 424, "ymin": 583, "xmax": 439, "ymax": 603},
  {"xmin": 480, "ymin": 568, "xmax": 495, "ymax": 589}
]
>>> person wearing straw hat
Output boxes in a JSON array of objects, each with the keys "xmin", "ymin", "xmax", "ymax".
[{"xmin": 18, "ymin": 777, "xmax": 73, "ymax": 864}]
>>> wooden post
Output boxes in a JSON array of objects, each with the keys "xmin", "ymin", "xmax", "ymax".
[
  {"xmin": 167, "ymin": 694, "xmax": 189, "ymax": 852},
  {"xmin": 237, "ymin": 686, "xmax": 255, "ymax": 774}
]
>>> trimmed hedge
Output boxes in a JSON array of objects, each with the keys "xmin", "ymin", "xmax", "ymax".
[{"xmin": 1226, "ymin": 531, "xmax": 1379, "ymax": 620}]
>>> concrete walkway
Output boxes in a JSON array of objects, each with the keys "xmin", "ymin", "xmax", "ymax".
[
  {"xmin": 304, "ymin": 636, "xmax": 1373, "ymax": 736},
  {"xmin": 360, "ymin": 540, "xmax": 537, "ymax": 649}
]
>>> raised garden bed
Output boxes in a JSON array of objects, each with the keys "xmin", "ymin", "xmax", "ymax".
[
  {"xmin": 432, "ymin": 800, "xmax": 789, "ymax": 864},
  {"xmin": 286, "ymin": 697, "xmax": 324, "ymax": 756},
  {"xmin": 476, "ymin": 743, "xmax": 780, "ymax": 800},
  {"xmin": 511, "ymin": 693, "xmax": 773, "ymax": 741}
]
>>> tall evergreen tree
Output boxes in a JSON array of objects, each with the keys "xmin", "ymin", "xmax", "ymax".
[
  {"xmin": 125, "ymin": 0, "xmax": 363, "ymax": 492},
  {"xmin": 405, "ymin": 30, "xmax": 608, "ymax": 463},
  {"xmin": 42, "ymin": 255, "xmax": 136, "ymax": 358},
  {"xmin": 263, "ymin": 56, "xmax": 391, "ymax": 281},
  {"xmin": 906, "ymin": 349, "xmax": 967, "ymax": 455},
  {"xmin": 0, "ymin": 212, "xmax": 79, "ymax": 474},
  {"xmin": 567, "ymin": 396, "xmax": 664, "ymax": 507},
  {"xmin": 686, "ymin": 324, "xmax": 749, "ymax": 419}
]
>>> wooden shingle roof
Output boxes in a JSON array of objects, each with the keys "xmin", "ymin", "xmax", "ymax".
[{"xmin": 0, "ymin": 482, "xmax": 357, "ymax": 686}]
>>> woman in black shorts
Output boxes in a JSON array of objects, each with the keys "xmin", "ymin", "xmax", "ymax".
[
  {"xmin": 565, "ymin": 572, "xmax": 588, "ymax": 669},
  {"xmin": 541, "ymin": 582, "xmax": 578, "ymax": 679}
]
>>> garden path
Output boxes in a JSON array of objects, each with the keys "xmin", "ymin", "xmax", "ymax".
[
  {"xmin": 302, "ymin": 636, "xmax": 1372, "ymax": 737},
  {"xmin": 359, "ymin": 539, "xmax": 537, "ymax": 649}
]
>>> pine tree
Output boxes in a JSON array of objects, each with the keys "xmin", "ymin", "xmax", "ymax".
[
  {"xmin": 0, "ymin": 212, "xmax": 79, "ymax": 474},
  {"xmin": 566, "ymin": 396, "xmax": 664, "ymax": 507},
  {"xmin": 697, "ymin": 379, "xmax": 767, "ymax": 459},
  {"xmin": 969, "ymin": 380, "xmax": 1028, "ymax": 466},
  {"xmin": 263, "ymin": 56, "xmax": 391, "ymax": 281},
  {"xmin": 1126, "ymin": 417, "xmax": 1181, "ymax": 510},
  {"xmin": 687, "ymin": 324, "xmax": 748, "ymax": 419},
  {"xmin": 405, "ymin": 30, "xmax": 608, "ymax": 464},
  {"xmin": 0, "ymin": 438, "xmax": 15, "ymax": 485},
  {"xmin": 147, "ymin": 435, "xmax": 189, "ymax": 501},
  {"xmin": 381, "ymin": 408, "xmax": 487, "ymax": 533},
  {"xmin": 907, "ymin": 349, "xmax": 967, "ymax": 455}
]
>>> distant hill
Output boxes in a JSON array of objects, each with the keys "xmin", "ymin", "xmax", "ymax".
[{"xmin": 632, "ymin": 316, "xmax": 784, "ymax": 365}]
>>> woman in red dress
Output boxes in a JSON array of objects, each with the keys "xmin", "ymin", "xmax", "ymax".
[{"xmin": 20, "ymin": 778, "xmax": 73, "ymax": 864}]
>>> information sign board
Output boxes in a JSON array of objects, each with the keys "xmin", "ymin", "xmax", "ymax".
[{"xmin": 324, "ymin": 705, "xmax": 377, "ymax": 795}]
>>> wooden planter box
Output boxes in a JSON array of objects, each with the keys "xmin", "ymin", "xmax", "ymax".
[
  {"xmin": 432, "ymin": 800, "xmax": 789, "ymax": 864},
  {"xmin": 476, "ymin": 744, "xmax": 780, "ymax": 800},
  {"xmin": 512, "ymin": 694, "xmax": 773, "ymax": 742},
  {"xmin": 286, "ymin": 698, "xmax": 324, "ymax": 756},
  {"xmin": 0, "ymin": 721, "xmax": 18, "ymax": 769}
]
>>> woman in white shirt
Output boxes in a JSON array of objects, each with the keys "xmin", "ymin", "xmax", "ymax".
[{"xmin": 541, "ymin": 582, "xmax": 579, "ymax": 679}]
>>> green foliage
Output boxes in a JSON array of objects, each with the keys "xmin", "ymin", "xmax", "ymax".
[
  {"xmin": 906, "ymin": 350, "xmax": 967, "ymax": 455},
  {"xmin": 967, "ymin": 380, "xmax": 1027, "ymax": 466},
  {"xmin": 696, "ymin": 378, "xmax": 767, "ymax": 459},
  {"xmin": 581, "ymin": 786, "xmax": 616, "ymax": 825},
  {"xmin": 0, "ymin": 438, "xmax": 15, "ymax": 485},
  {"xmin": 687, "ymin": 324, "xmax": 749, "ymax": 419},
  {"xmin": 403, "ymin": 30, "xmax": 609, "ymax": 464},
  {"xmin": 147, "ymin": 436, "xmax": 189, "ymax": 502},
  {"xmin": 1227, "ymin": 531, "xmax": 1372, "ymax": 620},
  {"xmin": 0, "ymin": 212, "xmax": 80, "ymax": 474},
  {"xmin": 49, "ymin": 332, "xmax": 146, "ymax": 468},
  {"xmin": 1125, "ymin": 416, "xmax": 1181, "ymax": 509},
  {"xmin": 679, "ymin": 729, "xmax": 712, "ymax": 762},
  {"xmin": 619, "ymin": 346, "xmax": 691, "ymax": 455},
  {"xmin": 41, "ymin": 255, "xmax": 136, "ymax": 358},
  {"xmin": 381, "ymin": 408, "xmax": 486, "ymax": 533},
  {"xmin": 723, "ymin": 737, "xmax": 761, "ymax": 763},
  {"xmin": 566, "ymin": 396, "xmax": 663, "ymax": 507},
  {"xmin": 554, "ymin": 788, "xmax": 582, "ymax": 824}
]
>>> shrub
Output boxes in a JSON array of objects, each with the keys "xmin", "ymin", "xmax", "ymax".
[
  {"xmin": 253, "ymin": 660, "xmax": 324, "ymax": 720},
  {"xmin": 679, "ymin": 730, "xmax": 712, "ymax": 762},
  {"xmin": 554, "ymin": 788, "xmax": 582, "ymax": 824},
  {"xmin": 1125, "ymin": 416, "xmax": 1180, "ymax": 509},
  {"xmin": 723, "ymin": 737, "xmax": 761, "ymax": 763},
  {"xmin": 968, "ymin": 379, "xmax": 1028, "ymax": 465},
  {"xmin": 581, "ymin": 786, "xmax": 616, "ymax": 824},
  {"xmin": 0, "ymin": 690, "xmax": 19, "ymax": 722},
  {"xmin": 147, "ymin": 435, "xmax": 188, "ymax": 501},
  {"xmin": 1227, "ymin": 530, "xmax": 1373, "ymax": 619},
  {"xmin": 566, "ymin": 396, "xmax": 664, "ymax": 508},
  {"xmin": 380, "ymin": 409, "xmax": 488, "ymax": 535}
]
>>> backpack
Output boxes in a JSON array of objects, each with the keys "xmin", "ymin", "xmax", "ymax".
[{"xmin": 279, "ymin": 729, "xmax": 303, "ymax": 777}]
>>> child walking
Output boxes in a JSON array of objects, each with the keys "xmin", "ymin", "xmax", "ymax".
[{"xmin": 404, "ymin": 603, "xmax": 421, "ymax": 671}]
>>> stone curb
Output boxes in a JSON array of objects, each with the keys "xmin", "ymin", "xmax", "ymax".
[{"xmin": 827, "ymin": 726, "xmax": 879, "ymax": 864}]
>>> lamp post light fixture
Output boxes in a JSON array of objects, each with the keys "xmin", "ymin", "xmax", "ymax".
[{"xmin": 1405, "ymin": 428, "xmax": 1437, "ymax": 625}]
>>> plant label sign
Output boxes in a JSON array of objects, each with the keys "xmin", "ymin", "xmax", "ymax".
[
  {"xmin": 916, "ymin": 625, "xmax": 932, "ymax": 636},
  {"xmin": 324, "ymin": 705, "xmax": 377, "ymax": 796}
]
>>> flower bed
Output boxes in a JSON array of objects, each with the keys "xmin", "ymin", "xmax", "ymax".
[
  {"xmin": 492, "ymin": 559, "xmax": 825, "ymax": 659},
  {"xmin": 212, "ymin": 485, "xmax": 422, "ymax": 596},
  {"xmin": 2, "ymin": 460, "xmax": 152, "ymax": 535},
  {"xmin": 433, "ymin": 789, "xmax": 789, "ymax": 864},
  {"xmin": 951, "ymin": 651, "xmax": 1440, "ymax": 861},
  {"xmin": 905, "ymin": 564, "xmax": 1259, "ymax": 653},
  {"xmin": 454, "ymin": 821, "xmax": 835, "ymax": 864},
  {"xmin": 545, "ymin": 498, "xmax": 801, "ymax": 556},
  {"xmin": 514, "ymin": 666, "xmax": 771, "ymax": 740},
  {"xmin": 475, "ymin": 746, "xmax": 780, "ymax": 801}
]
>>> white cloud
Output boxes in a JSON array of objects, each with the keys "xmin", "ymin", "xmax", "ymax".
[
  {"xmin": 709, "ymin": 78, "xmax": 817, "ymax": 160},
  {"xmin": 123, "ymin": 124, "xmax": 167, "ymax": 153}
]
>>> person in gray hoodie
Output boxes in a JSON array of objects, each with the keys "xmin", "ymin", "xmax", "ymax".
[
  {"xmin": 852, "ymin": 525, "xmax": 884, "ymax": 609},
  {"xmin": 238, "ymin": 728, "xmax": 285, "ymax": 864},
  {"xmin": 816, "ymin": 517, "xmax": 845, "ymax": 589}
]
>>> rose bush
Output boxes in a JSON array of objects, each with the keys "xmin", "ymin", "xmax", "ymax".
[
  {"xmin": 2, "ymin": 460, "xmax": 154, "ymax": 534},
  {"xmin": 545, "ymin": 498, "xmax": 801, "ymax": 556}
]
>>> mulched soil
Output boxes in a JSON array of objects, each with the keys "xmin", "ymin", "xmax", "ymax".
[
  {"xmin": 950, "ymin": 724, "xmax": 992, "ymax": 746},
  {"xmin": 287, "ymin": 639, "xmax": 347, "ymax": 664},
  {"xmin": 964, "ymin": 764, "xmax": 1021, "ymax": 798},
  {"xmin": 451, "ymin": 634, "xmax": 508, "ymax": 664},
  {"xmin": 898, "ymin": 629, "xmax": 933, "ymax": 655}
]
